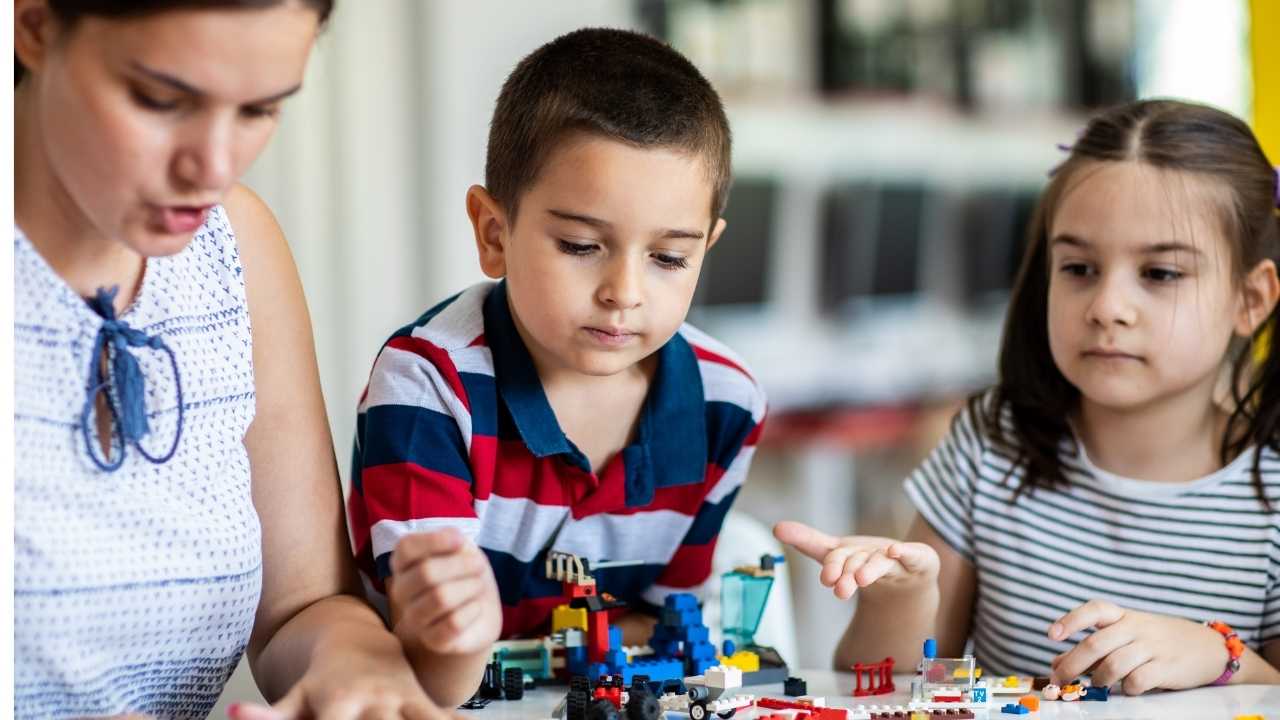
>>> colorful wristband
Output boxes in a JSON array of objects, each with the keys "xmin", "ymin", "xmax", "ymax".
[{"xmin": 1204, "ymin": 620, "xmax": 1244, "ymax": 686}]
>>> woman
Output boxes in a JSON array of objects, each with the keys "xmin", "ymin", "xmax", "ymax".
[{"xmin": 14, "ymin": 1, "xmax": 444, "ymax": 717}]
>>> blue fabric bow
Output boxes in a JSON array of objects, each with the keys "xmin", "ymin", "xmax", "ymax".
[{"xmin": 80, "ymin": 286, "xmax": 185, "ymax": 472}]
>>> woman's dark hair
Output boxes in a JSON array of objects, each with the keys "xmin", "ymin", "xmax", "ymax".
[
  {"xmin": 977, "ymin": 98, "xmax": 1280, "ymax": 508},
  {"xmin": 16, "ymin": 0, "xmax": 334, "ymax": 84}
]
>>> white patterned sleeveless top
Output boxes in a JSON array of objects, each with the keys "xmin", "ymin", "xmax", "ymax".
[{"xmin": 14, "ymin": 205, "xmax": 262, "ymax": 718}]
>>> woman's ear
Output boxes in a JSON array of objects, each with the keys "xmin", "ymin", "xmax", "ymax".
[
  {"xmin": 15, "ymin": 0, "xmax": 59, "ymax": 79},
  {"xmin": 466, "ymin": 185, "xmax": 509, "ymax": 279},
  {"xmin": 1235, "ymin": 258, "xmax": 1280, "ymax": 337}
]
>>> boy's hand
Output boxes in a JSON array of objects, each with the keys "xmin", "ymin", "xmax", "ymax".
[
  {"xmin": 389, "ymin": 528, "xmax": 502, "ymax": 657},
  {"xmin": 1049, "ymin": 600, "xmax": 1225, "ymax": 694},
  {"xmin": 772, "ymin": 520, "xmax": 939, "ymax": 601}
]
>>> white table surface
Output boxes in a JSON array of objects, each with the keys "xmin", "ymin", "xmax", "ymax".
[{"xmin": 459, "ymin": 670, "xmax": 1280, "ymax": 720}]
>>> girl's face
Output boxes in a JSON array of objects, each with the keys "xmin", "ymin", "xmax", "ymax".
[
  {"xmin": 18, "ymin": 2, "xmax": 319, "ymax": 256},
  {"xmin": 1046, "ymin": 161, "xmax": 1251, "ymax": 415}
]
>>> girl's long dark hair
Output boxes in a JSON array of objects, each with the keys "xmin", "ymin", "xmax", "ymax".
[{"xmin": 977, "ymin": 99, "xmax": 1280, "ymax": 509}]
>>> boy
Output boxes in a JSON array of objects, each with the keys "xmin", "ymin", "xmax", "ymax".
[{"xmin": 346, "ymin": 28, "xmax": 767, "ymax": 705}]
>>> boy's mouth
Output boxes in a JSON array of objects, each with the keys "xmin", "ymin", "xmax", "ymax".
[{"xmin": 583, "ymin": 326, "xmax": 639, "ymax": 347}]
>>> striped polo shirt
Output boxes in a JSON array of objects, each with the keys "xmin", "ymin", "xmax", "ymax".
[
  {"xmin": 905, "ymin": 393, "xmax": 1280, "ymax": 677},
  {"xmin": 347, "ymin": 281, "xmax": 767, "ymax": 637}
]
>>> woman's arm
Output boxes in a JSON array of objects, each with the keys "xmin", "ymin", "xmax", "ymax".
[{"xmin": 226, "ymin": 184, "xmax": 441, "ymax": 717}]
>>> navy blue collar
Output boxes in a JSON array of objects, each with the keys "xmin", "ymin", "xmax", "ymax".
[{"xmin": 483, "ymin": 281, "xmax": 707, "ymax": 504}]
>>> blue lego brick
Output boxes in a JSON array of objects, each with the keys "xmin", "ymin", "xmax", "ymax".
[
  {"xmin": 1000, "ymin": 703, "xmax": 1030, "ymax": 715},
  {"xmin": 667, "ymin": 594, "xmax": 699, "ymax": 611},
  {"xmin": 604, "ymin": 649, "xmax": 628, "ymax": 670},
  {"xmin": 684, "ymin": 626, "xmax": 710, "ymax": 643},
  {"xmin": 565, "ymin": 647, "xmax": 588, "ymax": 677},
  {"xmin": 620, "ymin": 658, "xmax": 684, "ymax": 686},
  {"xmin": 609, "ymin": 626, "xmax": 623, "ymax": 650},
  {"xmin": 1082, "ymin": 686, "xmax": 1110, "ymax": 701}
]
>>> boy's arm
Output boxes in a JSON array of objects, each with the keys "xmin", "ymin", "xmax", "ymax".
[
  {"xmin": 832, "ymin": 515, "xmax": 975, "ymax": 670},
  {"xmin": 351, "ymin": 335, "xmax": 499, "ymax": 706}
]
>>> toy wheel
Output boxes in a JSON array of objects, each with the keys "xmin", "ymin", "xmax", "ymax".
[
  {"xmin": 717, "ymin": 711, "xmax": 736, "ymax": 719},
  {"xmin": 567, "ymin": 690, "xmax": 590, "ymax": 720},
  {"xmin": 626, "ymin": 689, "xmax": 661, "ymax": 720},
  {"xmin": 502, "ymin": 668, "xmax": 524, "ymax": 700},
  {"xmin": 586, "ymin": 698, "xmax": 621, "ymax": 720},
  {"xmin": 689, "ymin": 702, "xmax": 707, "ymax": 720}
]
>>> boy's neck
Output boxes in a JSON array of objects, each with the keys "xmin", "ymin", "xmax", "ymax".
[
  {"xmin": 1075, "ymin": 387, "xmax": 1228, "ymax": 483},
  {"xmin": 540, "ymin": 355, "xmax": 657, "ymax": 476}
]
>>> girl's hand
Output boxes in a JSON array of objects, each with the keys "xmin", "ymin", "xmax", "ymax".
[
  {"xmin": 1049, "ymin": 599, "xmax": 1227, "ymax": 694},
  {"xmin": 773, "ymin": 520, "xmax": 940, "ymax": 600}
]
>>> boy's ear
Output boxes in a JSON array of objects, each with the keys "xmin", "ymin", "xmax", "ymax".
[
  {"xmin": 15, "ymin": 0, "xmax": 58, "ymax": 79},
  {"xmin": 466, "ymin": 185, "xmax": 509, "ymax": 279},
  {"xmin": 1235, "ymin": 257, "xmax": 1280, "ymax": 337},
  {"xmin": 705, "ymin": 217, "xmax": 727, "ymax": 252}
]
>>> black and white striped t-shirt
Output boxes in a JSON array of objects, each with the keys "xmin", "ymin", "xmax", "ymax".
[{"xmin": 904, "ymin": 395, "xmax": 1280, "ymax": 677}]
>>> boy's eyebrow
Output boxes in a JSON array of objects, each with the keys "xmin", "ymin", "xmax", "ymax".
[
  {"xmin": 129, "ymin": 61, "xmax": 303, "ymax": 104},
  {"xmin": 1049, "ymin": 234, "xmax": 1205, "ymax": 257},
  {"xmin": 547, "ymin": 209, "xmax": 704, "ymax": 240}
]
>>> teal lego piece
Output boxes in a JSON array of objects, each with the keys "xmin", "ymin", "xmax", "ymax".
[{"xmin": 720, "ymin": 555, "xmax": 783, "ymax": 648}]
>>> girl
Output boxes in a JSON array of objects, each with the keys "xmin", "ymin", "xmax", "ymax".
[
  {"xmin": 14, "ymin": 1, "xmax": 444, "ymax": 717},
  {"xmin": 776, "ymin": 99, "xmax": 1280, "ymax": 695}
]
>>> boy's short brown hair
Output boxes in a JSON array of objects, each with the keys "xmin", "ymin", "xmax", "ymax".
[{"xmin": 485, "ymin": 27, "xmax": 732, "ymax": 223}]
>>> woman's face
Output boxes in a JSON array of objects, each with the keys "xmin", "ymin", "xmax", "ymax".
[{"xmin": 19, "ymin": 2, "xmax": 319, "ymax": 256}]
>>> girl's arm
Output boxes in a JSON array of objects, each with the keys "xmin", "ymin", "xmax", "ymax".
[
  {"xmin": 226, "ymin": 185, "xmax": 441, "ymax": 717},
  {"xmin": 831, "ymin": 515, "xmax": 976, "ymax": 669},
  {"xmin": 775, "ymin": 512, "xmax": 976, "ymax": 672}
]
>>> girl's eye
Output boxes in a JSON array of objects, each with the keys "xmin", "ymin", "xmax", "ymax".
[
  {"xmin": 1143, "ymin": 267, "xmax": 1184, "ymax": 283},
  {"xmin": 1059, "ymin": 262, "xmax": 1092, "ymax": 277},
  {"xmin": 557, "ymin": 240, "xmax": 596, "ymax": 256},
  {"xmin": 653, "ymin": 253, "xmax": 690, "ymax": 270},
  {"xmin": 131, "ymin": 88, "xmax": 179, "ymax": 112}
]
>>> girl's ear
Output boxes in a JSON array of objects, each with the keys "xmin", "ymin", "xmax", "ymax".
[{"xmin": 1235, "ymin": 258, "xmax": 1280, "ymax": 337}]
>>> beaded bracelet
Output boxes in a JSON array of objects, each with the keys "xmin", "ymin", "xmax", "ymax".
[{"xmin": 1205, "ymin": 620, "xmax": 1244, "ymax": 686}]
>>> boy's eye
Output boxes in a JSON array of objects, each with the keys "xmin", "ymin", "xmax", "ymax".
[
  {"xmin": 557, "ymin": 239, "xmax": 597, "ymax": 256},
  {"xmin": 1143, "ymin": 267, "xmax": 1184, "ymax": 283},
  {"xmin": 653, "ymin": 253, "xmax": 690, "ymax": 270},
  {"xmin": 131, "ymin": 87, "xmax": 180, "ymax": 112}
]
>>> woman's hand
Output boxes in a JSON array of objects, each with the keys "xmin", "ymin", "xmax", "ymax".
[
  {"xmin": 228, "ymin": 633, "xmax": 448, "ymax": 720},
  {"xmin": 1049, "ymin": 600, "xmax": 1228, "ymax": 694},
  {"xmin": 773, "ymin": 520, "xmax": 940, "ymax": 601}
]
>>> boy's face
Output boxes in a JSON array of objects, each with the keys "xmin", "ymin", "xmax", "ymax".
[{"xmin": 472, "ymin": 133, "xmax": 725, "ymax": 382}]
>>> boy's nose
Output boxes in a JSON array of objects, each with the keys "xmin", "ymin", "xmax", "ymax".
[{"xmin": 598, "ymin": 259, "xmax": 644, "ymax": 310}]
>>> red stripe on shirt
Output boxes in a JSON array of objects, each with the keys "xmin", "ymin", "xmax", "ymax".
[
  {"xmin": 361, "ymin": 462, "xmax": 477, "ymax": 524},
  {"xmin": 385, "ymin": 335, "xmax": 471, "ymax": 413}
]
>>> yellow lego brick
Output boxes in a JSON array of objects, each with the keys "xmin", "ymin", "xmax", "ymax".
[
  {"xmin": 551, "ymin": 605, "xmax": 587, "ymax": 632},
  {"xmin": 717, "ymin": 650, "xmax": 760, "ymax": 672}
]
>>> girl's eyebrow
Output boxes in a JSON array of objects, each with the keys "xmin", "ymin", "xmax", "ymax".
[
  {"xmin": 129, "ymin": 61, "xmax": 302, "ymax": 105},
  {"xmin": 1049, "ymin": 234, "xmax": 1204, "ymax": 257}
]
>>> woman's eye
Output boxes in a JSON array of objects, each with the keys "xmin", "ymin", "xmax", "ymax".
[
  {"xmin": 653, "ymin": 253, "xmax": 690, "ymax": 270},
  {"xmin": 131, "ymin": 88, "xmax": 179, "ymax": 112},
  {"xmin": 557, "ymin": 240, "xmax": 596, "ymax": 256}
]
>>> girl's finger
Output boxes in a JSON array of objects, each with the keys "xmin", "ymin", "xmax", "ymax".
[
  {"xmin": 1049, "ymin": 599, "xmax": 1125, "ymax": 642},
  {"xmin": 774, "ymin": 521, "xmax": 840, "ymax": 563}
]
